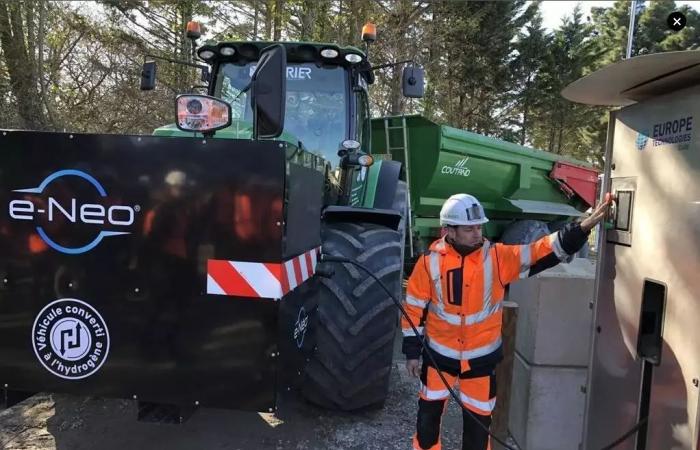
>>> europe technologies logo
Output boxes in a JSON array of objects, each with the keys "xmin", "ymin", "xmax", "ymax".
[{"xmin": 636, "ymin": 130, "xmax": 649, "ymax": 151}]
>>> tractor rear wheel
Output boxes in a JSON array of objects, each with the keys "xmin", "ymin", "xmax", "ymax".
[{"xmin": 302, "ymin": 221, "xmax": 403, "ymax": 411}]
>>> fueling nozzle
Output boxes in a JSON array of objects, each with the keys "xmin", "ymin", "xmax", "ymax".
[{"xmin": 604, "ymin": 192, "xmax": 616, "ymax": 229}]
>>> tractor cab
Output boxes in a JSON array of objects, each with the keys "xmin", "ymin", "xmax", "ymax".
[
  {"xmin": 144, "ymin": 23, "xmax": 424, "ymax": 190},
  {"xmin": 148, "ymin": 41, "xmax": 375, "ymax": 173},
  {"xmin": 199, "ymin": 41, "xmax": 373, "ymax": 168},
  {"xmin": 143, "ymin": 28, "xmax": 425, "ymax": 210}
]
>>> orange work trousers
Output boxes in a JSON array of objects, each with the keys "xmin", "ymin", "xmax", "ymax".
[{"xmin": 412, "ymin": 362, "xmax": 496, "ymax": 450}]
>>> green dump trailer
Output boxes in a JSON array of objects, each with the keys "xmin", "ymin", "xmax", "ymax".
[{"xmin": 370, "ymin": 115, "xmax": 599, "ymax": 261}]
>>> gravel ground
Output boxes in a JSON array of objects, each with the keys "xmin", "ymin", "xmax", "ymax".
[{"xmin": 0, "ymin": 333, "xmax": 468, "ymax": 450}]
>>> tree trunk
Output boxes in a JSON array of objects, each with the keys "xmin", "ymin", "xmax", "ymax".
[
  {"xmin": 520, "ymin": 78, "xmax": 532, "ymax": 146},
  {"xmin": 264, "ymin": 0, "xmax": 273, "ymax": 39},
  {"xmin": 253, "ymin": 0, "xmax": 258, "ymax": 39},
  {"xmin": 547, "ymin": 117, "xmax": 556, "ymax": 152},
  {"xmin": 299, "ymin": 0, "xmax": 316, "ymax": 41},
  {"xmin": 389, "ymin": 66, "xmax": 402, "ymax": 115},
  {"xmin": 521, "ymin": 103, "xmax": 529, "ymax": 146},
  {"xmin": 423, "ymin": 2, "xmax": 439, "ymax": 119},
  {"xmin": 556, "ymin": 105, "xmax": 566, "ymax": 154},
  {"xmin": 273, "ymin": 0, "xmax": 283, "ymax": 40},
  {"xmin": 177, "ymin": 2, "xmax": 193, "ymax": 92},
  {"xmin": 337, "ymin": 0, "xmax": 343, "ymax": 43},
  {"xmin": 36, "ymin": 0, "xmax": 57, "ymax": 129},
  {"xmin": 25, "ymin": 1, "xmax": 36, "ymax": 86},
  {"xmin": 0, "ymin": 0, "xmax": 46, "ymax": 129},
  {"xmin": 350, "ymin": 0, "xmax": 368, "ymax": 46}
]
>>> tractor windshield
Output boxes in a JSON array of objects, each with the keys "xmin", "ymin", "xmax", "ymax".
[{"xmin": 215, "ymin": 62, "xmax": 348, "ymax": 161}]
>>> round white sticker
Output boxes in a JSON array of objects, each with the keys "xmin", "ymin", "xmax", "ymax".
[{"xmin": 32, "ymin": 298, "xmax": 110, "ymax": 380}]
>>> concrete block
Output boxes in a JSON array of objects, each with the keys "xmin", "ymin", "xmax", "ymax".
[
  {"xmin": 508, "ymin": 352, "xmax": 587, "ymax": 450},
  {"xmin": 508, "ymin": 258, "xmax": 596, "ymax": 367}
]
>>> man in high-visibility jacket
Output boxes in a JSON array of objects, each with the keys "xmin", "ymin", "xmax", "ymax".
[{"xmin": 404, "ymin": 193, "xmax": 610, "ymax": 450}]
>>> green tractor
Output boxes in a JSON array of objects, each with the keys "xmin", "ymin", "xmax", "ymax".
[
  {"xmin": 142, "ymin": 25, "xmax": 423, "ymax": 411},
  {"xmin": 0, "ymin": 19, "xmax": 595, "ymax": 420}
]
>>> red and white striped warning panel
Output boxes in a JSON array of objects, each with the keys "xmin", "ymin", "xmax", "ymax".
[{"xmin": 206, "ymin": 247, "xmax": 321, "ymax": 300}]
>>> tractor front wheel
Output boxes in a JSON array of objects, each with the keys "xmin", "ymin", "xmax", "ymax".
[{"xmin": 302, "ymin": 221, "xmax": 402, "ymax": 411}]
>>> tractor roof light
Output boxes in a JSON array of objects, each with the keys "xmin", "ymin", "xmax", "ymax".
[
  {"xmin": 198, "ymin": 48, "xmax": 216, "ymax": 61},
  {"xmin": 345, "ymin": 53, "xmax": 362, "ymax": 64},
  {"xmin": 219, "ymin": 45, "xmax": 236, "ymax": 56},
  {"xmin": 358, "ymin": 154, "xmax": 374, "ymax": 167},
  {"xmin": 361, "ymin": 22, "xmax": 376, "ymax": 43},
  {"xmin": 175, "ymin": 94, "xmax": 232, "ymax": 134},
  {"xmin": 186, "ymin": 21, "xmax": 202, "ymax": 40},
  {"xmin": 320, "ymin": 48, "xmax": 339, "ymax": 59}
]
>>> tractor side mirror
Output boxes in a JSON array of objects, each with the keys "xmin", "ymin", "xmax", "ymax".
[
  {"xmin": 141, "ymin": 61, "xmax": 157, "ymax": 91},
  {"xmin": 251, "ymin": 44, "xmax": 286, "ymax": 139},
  {"xmin": 402, "ymin": 65, "xmax": 424, "ymax": 98},
  {"xmin": 200, "ymin": 66, "xmax": 209, "ymax": 83}
]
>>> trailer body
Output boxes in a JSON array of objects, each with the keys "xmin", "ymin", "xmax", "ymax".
[{"xmin": 371, "ymin": 115, "xmax": 598, "ymax": 252}]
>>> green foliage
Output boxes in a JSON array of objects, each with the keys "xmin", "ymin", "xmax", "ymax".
[{"xmin": 526, "ymin": 7, "xmax": 604, "ymax": 159}]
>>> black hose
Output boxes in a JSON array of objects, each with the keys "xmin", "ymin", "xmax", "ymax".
[
  {"xmin": 320, "ymin": 254, "xmax": 647, "ymax": 450},
  {"xmin": 599, "ymin": 416, "xmax": 648, "ymax": 450}
]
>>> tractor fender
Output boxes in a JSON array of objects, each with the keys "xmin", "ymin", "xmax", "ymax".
[
  {"xmin": 371, "ymin": 159, "xmax": 402, "ymax": 210},
  {"xmin": 322, "ymin": 206, "xmax": 401, "ymax": 231}
]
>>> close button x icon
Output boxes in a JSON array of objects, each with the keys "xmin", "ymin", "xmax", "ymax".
[{"xmin": 667, "ymin": 11, "xmax": 686, "ymax": 31}]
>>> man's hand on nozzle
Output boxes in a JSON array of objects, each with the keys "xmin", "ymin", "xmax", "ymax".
[
  {"xmin": 580, "ymin": 194, "xmax": 612, "ymax": 233},
  {"xmin": 406, "ymin": 359, "xmax": 421, "ymax": 378}
]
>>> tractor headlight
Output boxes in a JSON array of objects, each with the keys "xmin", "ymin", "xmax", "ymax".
[
  {"xmin": 358, "ymin": 154, "xmax": 374, "ymax": 167},
  {"xmin": 321, "ymin": 48, "xmax": 339, "ymax": 59},
  {"xmin": 344, "ymin": 53, "xmax": 362, "ymax": 64},
  {"xmin": 219, "ymin": 46, "xmax": 236, "ymax": 56},
  {"xmin": 198, "ymin": 49, "xmax": 216, "ymax": 60}
]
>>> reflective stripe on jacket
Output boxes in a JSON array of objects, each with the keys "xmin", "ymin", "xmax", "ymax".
[{"xmin": 401, "ymin": 228, "xmax": 576, "ymax": 371}]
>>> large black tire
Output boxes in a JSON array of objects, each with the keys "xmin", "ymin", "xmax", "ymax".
[
  {"xmin": 302, "ymin": 221, "xmax": 403, "ymax": 411},
  {"xmin": 499, "ymin": 219, "xmax": 550, "ymax": 245}
]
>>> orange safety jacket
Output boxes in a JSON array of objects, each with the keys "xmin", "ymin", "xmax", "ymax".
[{"xmin": 402, "ymin": 223, "xmax": 589, "ymax": 372}]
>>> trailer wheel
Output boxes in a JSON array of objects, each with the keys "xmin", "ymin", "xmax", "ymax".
[
  {"xmin": 548, "ymin": 220, "xmax": 590, "ymax": 258},
  {"xmin": 302, "ymin": 220, "xmax": 403, "ymax": 411},
  {"xmin": 499, "ymin": 219, "xmax": 550, "ymax": 245},
  {"xmin": 500, "ymin": 219, "xmax": 590, "ymax": 258}
]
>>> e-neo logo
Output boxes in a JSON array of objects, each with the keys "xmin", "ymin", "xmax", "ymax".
[
  {"xmin": 8, "ymin": 169, "xmax": 138, "ymax": 254},
  {"xmin": 293, "ymin": 306, "xmax": 309, "ymax": 348}
]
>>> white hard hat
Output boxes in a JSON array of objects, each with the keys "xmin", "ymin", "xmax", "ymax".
[{"xmin": 440, "ymin": 194, "xmax": 489, "ymax": 226}]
